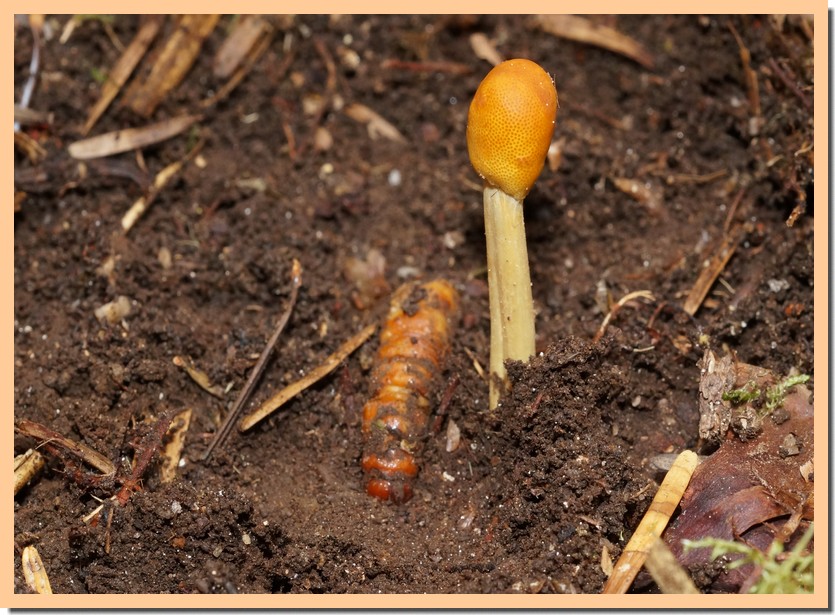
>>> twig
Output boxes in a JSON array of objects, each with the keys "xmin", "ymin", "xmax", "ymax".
[
  {"xmin": 767, "ymin": 57, "xmax": 811, "ymax": 111},
  {"xmin": 722, "ymin": 187, "xmax": 746, "ymax": 234},
  {"xmin": 431, "ymin": 374, "xmax": 460, "ymax": 434},
  {"xmin": 602, "ymin": 450, "xmax": 699, "ymax": 593},
  {"xmin": 121, "ymin": 137, "xmax": 205, "ymax": 233},
  {"xmin": 201, "ymin": 259, "xmax": 303, "ymax": 460},
  {"xmin": 381, "ymin": 59, "xmax": 473, "ymax": 75},
  {"xmin": 593, "ymin": 290, "xmax": 656, "ymax": 343},
  {"xmin": 239, "ymin": 322, "xmax": 377, "ymax": 432},
  {"xmin": 82, "ymin": 16, "xmax": 164, "ymax": 135},
  {"xmin": 201, "ymin": 16, "xmax": 275, "ymax": 109},
  {"xmin": 15, "ymin": 419, "xmax": 116, "ymax": 477},
  {"xmin": 124, "ymin": 14, "xmax": 220, "ymax": 118},
  {"xmin": 728, "ymin": 21, "xmax": 761, "ymax": 118}
]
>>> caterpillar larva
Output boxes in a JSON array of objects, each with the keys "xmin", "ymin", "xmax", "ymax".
[{"xmin": 361, "ymin": 279, "xmax": 459, "ymax": 503}]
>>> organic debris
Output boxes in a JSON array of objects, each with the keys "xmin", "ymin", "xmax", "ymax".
[
  {"xmin": 81, "ymin": 16, "xmax": 164, "ymax": 135},
  {"xmin": 664, "ymin": 360, "xmax": 813, "ymax": 592},
  {"xmin": 532, "ymin": 15, "xmax": 654, "ymax": 69},
  {"xmin": 123, "ymin": 15, "xmax": 219, "ymax": 117}
]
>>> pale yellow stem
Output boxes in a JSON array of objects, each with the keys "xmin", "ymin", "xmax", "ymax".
[{"xmin": 483, "ymin": 186, "xmax": 536, "ymax": 409}]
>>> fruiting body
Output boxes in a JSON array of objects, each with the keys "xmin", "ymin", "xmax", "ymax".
[
  {"xmin": 467, "ymin": 58, "xmax": 558, "ymax": 201},
  {"xmin": 467, "ymin": 59, "xmax": 558, "ymax": 409}
]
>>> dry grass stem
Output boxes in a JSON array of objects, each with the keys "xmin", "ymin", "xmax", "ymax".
[
  {"xmin": 240, "ymin": 323, "xmax": 377, "ymax": 432},
  {"xmin": 70, "ymin": 115, "xmax": 200, "ymax": 160},
  {"xmin": 14, "ymin": 449, "xmax": 45, "ymax": 495},
  {"xmin": 81, "ymin": 16, "xmax": 164, "ymax": 135},
  {"xmin": 202, "ymin": 259, "xmax": 302, "ymax": 459},
  {"xmin": 682, "ymin": 225, "xmax": 744, "ymax": 316},
  {"xmin": 602, "ymin": 450, "xmax": 698, "ymax": 593}
]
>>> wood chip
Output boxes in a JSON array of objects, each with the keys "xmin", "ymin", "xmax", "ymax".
[
  {"xmin": 532, "ymin": 15, "xmax": 654, "ymax": 70},
  {"xmin": 124, "ymin": 15, "xmax": 220, "ymax": 117},
  {"xmin": 343, "ymin": 103, "xmax": 407, "ymax": 143},
  {"xmin": 21, "ymin": 545, "xmax": 52, "ymax": 594},
  {"xmin": 94, "ymin": 295, "xmax": 133, "ymax": 324},
  {"xmin": 81, "ymin": 16, "xmax": 165, "ymax": 135},
  {"xmin": 69, "ymin": 114, "xmax": 201, "ymax": 160}
]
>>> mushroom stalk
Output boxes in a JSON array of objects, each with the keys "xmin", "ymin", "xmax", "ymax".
[
  {"xmin": 466, "ymin": 58, "xmax": 558, "ymax": 409},
  {"xmin": 483, "ymin": 186, "xmax": 535, "ymax": 408}
]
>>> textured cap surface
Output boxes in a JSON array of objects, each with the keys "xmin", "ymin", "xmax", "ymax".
[{"xmin": 467, "ymin": 59, "xmax": 558, "ymax": 201}]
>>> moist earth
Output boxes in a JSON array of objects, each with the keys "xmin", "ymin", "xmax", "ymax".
[{"xmin": 14, "ymin": 15, "xmax": 814, "ymax": 593}]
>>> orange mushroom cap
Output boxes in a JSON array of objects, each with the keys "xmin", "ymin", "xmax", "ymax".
[{"xmin": 466, "ymin": 59, "xmax": 558, "ymax": 201}]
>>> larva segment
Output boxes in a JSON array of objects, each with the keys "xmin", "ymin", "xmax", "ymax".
[{"xmin": 361, "ymin": 279, "xmax": 459, "ymax": 503}]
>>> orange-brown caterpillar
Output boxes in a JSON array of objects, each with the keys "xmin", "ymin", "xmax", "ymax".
[{"xmin": 361, "ymin": 279, "xmax": 459, "ymax": 503}]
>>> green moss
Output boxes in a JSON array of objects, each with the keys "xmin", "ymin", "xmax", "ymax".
[
  {"xmin": 683, "ymin": 524, "xmax": 814, "ymax": 593},
  {"xmin": 765, "ymin": 374, "xmax": 811, "ymax": 412}
]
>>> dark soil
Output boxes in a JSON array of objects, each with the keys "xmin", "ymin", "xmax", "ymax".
[{"xmin": 14, "ymin": 15, "xmax": 814, "ymax": 594}]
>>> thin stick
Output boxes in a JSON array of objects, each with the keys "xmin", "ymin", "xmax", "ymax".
[
  {"xmin": 239, "ymin": 322, "xmax": 377, "ymax": 432},
  {"xmin": 682, "ymin": 225, "xmax": 743, "ymax": 316},
  {"xmin": 592, "ymin": 290, "xmax": 655, "ymax": 344},
  {"xmin": 201, "ymin": 259, "xmax": 302, "ymax": 460},
  {"xmin": 15, "ymin": 419, "xmax": 116, "ymax": 477},
  {"xmin": 121, "ymin": 138, "xmax": 205, "ymax": 233},
  {"xmin": 602, "ymin": 450, "xmax": 698, "ymax": 594}
]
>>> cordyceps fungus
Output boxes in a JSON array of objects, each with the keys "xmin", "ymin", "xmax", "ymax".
[{"xmin": 466, "ymin": 58, "xmax": 558, "ymax": 409}]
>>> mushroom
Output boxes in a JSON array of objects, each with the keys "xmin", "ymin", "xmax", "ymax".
[{"xmin": 466, "ymin": 58, "xmax": 558, "ymax": 408}]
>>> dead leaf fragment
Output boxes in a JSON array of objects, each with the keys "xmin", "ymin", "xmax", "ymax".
[
  {"xmin": 69, "ymin": 114, "xmax": 201, "ymax": 160},
  {"xmin": 213, "ymin": 15, "xmax": 271, "ymax": 79},
  {"xmin": 344, "ymin": 103, "xmax": 407, "ymax": 143},
  {"xmin": 664, "ymin": 363, "xmax": 814, "ymax": 593},
  {"xmin": 533, "ymin": 15, "xmax": 654, "ymax": 70},
  {"xmin": 160, "ymin": 409, "xmax": 192, "ymax": 483}
]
